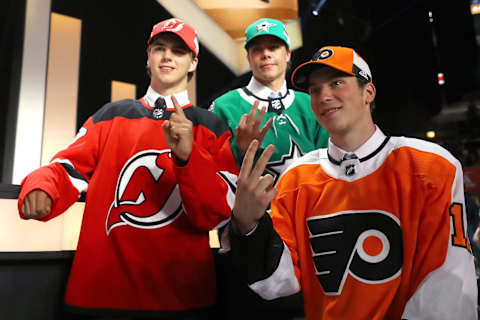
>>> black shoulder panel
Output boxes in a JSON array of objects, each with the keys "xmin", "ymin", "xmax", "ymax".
[
  {"xmin": 183, "ymin": 106, "xmax": 231, "ymax": 138},
  {"xmin": 92, "ymin": 99, "xmax": 151, "ymax": 124}
]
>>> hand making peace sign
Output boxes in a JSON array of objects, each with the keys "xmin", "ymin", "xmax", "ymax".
[
  {"xmin": 236, "ymin": 101, "xmax": 274, "ymax": 155},
  {"xmin": 162, "ymin": 96, "xmax": 193, "ymax": 163}
]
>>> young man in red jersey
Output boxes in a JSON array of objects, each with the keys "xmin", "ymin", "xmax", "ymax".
[{"xmin": 19, "ymin": 18, "xmax": 238, "ymax": 319}]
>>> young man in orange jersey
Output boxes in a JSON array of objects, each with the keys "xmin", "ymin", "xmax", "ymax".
[
  {"xmin": 18, "ymin": 18, "xmax": 238, "ymax": 319},
  {"xmin": 227, "ymin": 46, "xmax": 478, "ymax": 319}
]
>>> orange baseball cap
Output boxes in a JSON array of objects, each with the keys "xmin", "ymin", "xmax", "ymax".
[
  {"xmin": 291, "ymin": 46, "xmax": 371, "ymax": 90},
  {"xmin": 147, "ymin": 18, "xmax": 199, "ymax": 57}
]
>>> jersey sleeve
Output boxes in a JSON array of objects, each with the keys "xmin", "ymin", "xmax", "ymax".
[
  {"xmin": 212, "ymin": 97, "xmax": 245, "ymax": 170},
  {"xmin": 18, "ymin": 116, "xmax": 101, "ymax": 221},
  {"xmin": 401, "ymin": 157, "xmax": 478, "ymax": 319},
  {"xmin": 173, "ymin": 114, "xmax": 239, "ymax": 231},
  {"xmin": 228, "ymin": 171, "xmax": 302, "ymax": 300}
]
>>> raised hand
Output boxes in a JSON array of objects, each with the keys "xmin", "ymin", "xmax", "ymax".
[
  {"xmin": 162, "ymin": 96, "xmax": 193, "ymax": 163},
  {"xmin": 233, "ymin": 139, "xmax": 277, "ymax": 234},
  {"xmin": 21, "ymin": 189, "xmax": 52, "ymax": 220},
  {"xmin": 236, "ymin": 101, "xmax": 273, "ymax": 155}
]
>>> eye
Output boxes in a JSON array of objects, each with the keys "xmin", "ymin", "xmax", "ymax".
[
  {"xmin": 332, "ymin": 80, "xmax": 343, "ymax": 87},
  {"xmin": 173, "ymin": 48, "xmax": 188, "ymax": 55}
]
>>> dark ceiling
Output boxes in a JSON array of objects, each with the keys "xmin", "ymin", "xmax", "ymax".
[{"xmin": 295, "ymin": 0, "xmax": 480, "ymax": 141}]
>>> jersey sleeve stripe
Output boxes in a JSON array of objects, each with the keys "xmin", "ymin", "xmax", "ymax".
[{"xmin": 52, "ymin": 159, "xmax": 89, "ymax": 195}]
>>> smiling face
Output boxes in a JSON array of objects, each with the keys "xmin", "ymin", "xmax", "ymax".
[
  {"xmin": 147, "ymin": 32, "xmax": 198, "ymax": 96},
  {"xmin": 308, "ymin": 67, "xmax": 376, "ymax": 146},
  {"xmin": 247, "ymin": 35, "xmax": 290, "ymax": 90}
]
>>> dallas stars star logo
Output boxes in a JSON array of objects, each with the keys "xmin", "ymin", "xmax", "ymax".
[
  {"xmin": 256, "ymin": 20, "xmax": 276, "ymax": 33},
  {"xmin": 265, "ymin": 137, "xmax": 304, "ymax": 185}
]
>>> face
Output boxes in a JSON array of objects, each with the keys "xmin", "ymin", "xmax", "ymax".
[
  {"xmin": 308, "ymin": 67, "xmax": 376, "ymax": 137},
  {"xmin": 247, "ymin": 36, "xmax": 291, "ymax": 86},
  {"xmin": 147, "ymin": 33, "xmax": 198, "ymax": 95}
]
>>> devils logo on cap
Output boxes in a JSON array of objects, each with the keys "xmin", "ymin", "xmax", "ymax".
[{"xmin": 162, "ymin": 18, "xmax": 184, "ymax": 32}]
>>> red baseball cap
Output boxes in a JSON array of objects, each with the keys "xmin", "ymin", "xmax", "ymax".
[
  {"xmin": 147, "ymin": 18, "xmax": 199, "ymax": 57},
  {"xmin": 291, "ymin": 46, "xmax": 372, "ymax": 90}
]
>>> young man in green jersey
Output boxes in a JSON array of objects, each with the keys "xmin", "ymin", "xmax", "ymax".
[
  {"xmin": 210, "ymin": 18, "xmax": 329, "ymax": 184},
  {"xmin": 210, "ymin": 18, "xmax": 329, "ymax": 320}
]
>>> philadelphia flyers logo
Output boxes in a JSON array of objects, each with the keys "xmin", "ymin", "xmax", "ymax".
[
  {"xmin": 307, "ymin": 210, "xmax": 403, "ymax": 295},
  {"xmin": 105, "ymin": 149, "xmax": 182, "ymax": 235},
  {"xmin": 312, "ymin": 48, "xmax": 334, "ymax": 61}
]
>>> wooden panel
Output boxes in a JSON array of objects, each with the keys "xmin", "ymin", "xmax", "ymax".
[
  {"xmin": 0, "ymin": 199, "xmax": 83, "ymax": 251},
  {"xmin": 42, "ymin": 13, "xmax": 82, "ymax": 165},
  {"xmin": 12, "ymin": 0, "xmax": 51, "ymax": 184},
  {"xmin": 111, "ymin": 80, "xmax": 136, "ymax": 102}
]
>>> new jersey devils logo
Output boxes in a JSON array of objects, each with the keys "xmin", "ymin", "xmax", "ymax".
[
  {"xmin": 105, "ymin": 149, "xmax": 182, "ymax": 235},
  {"xmin": 163, "ymin": 18, "xmax": 184, "ymax": 32},
  {"xmin": 307, "ymin": 210, "xmax": 403, "ymax": 295}
]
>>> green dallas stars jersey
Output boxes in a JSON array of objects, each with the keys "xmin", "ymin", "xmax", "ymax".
[{"xmin": 211, "ymin": 86, "xmax": 329, "ymax": 184}]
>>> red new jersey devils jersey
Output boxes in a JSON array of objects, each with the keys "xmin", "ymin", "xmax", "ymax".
[{"xmin": 18, "ymin": 98, "xmax": 238, "ymax": 316}]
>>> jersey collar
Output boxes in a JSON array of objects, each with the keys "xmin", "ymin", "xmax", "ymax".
[
  {"xmin": 143, "ymin": 86, "xmax": 191, "ymax": 110},
  {"xmin": 328, "ymin": 126, "xmax": 388, "ymax": 164},
  {"xmin": 246, "ymin": 77, "xmax": 288, "ymax": 100}
]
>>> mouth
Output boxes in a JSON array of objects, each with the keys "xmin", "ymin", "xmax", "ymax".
[
  {"xmin": 321, "ymin": 107, "xmax": 342, "ymax": 117},
  {"xmin": 261, "ymin": 63, "xmax": 276, "ymax": 69},
  {"xmin": 159, "ymin": 66, "xmax": 174, "ymax": 72}
]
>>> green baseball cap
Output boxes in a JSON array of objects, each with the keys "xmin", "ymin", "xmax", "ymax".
[{"xmin": 244, "ymin": 18, "xmax": 290, "ymax": 49}]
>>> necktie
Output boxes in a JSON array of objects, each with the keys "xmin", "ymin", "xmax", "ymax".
[
  {"xmin": 267, "ymin": 92, "xmax": 285, "ymax": 115},
  {"xmin": 153, "ymin": 97, "xmax": 166, "ymax": 120},
  {"xmin": 342, "ymin": 153, "xmax": 358, "ymax": 176}
]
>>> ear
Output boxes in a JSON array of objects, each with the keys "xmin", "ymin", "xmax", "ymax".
[
  {"xmin": 146, "ymin": 46, "xmax": 151, "ymax": 64},
  {"xmin": 285, "ymin": 49, "xmax": 291, "ymax": 62},
  {"xmin": 188, "ymin": 56, "xmax": 199, "ymax": 73},
  {"xmin": 364, "ymin": 82, "xmax": 376, "ymax": 104}
]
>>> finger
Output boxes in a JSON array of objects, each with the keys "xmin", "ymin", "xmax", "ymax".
[
  {"xmin": 253, "ymin": 106, "xmax": 267, "ymax": 130},
  {"xmin": 246, "ymin": 100, "xmax": 259, "ymax": 125},
  {"xmin": 259, "ymin": 118, "xmax": 273, "ymax": 140},
  {"xmin": 250, "ymin": 144, "xmax": 275, "ymax": 179},
  {"xmin": 239, "ymin": 139, "xmax": 259, "ymax": 181},
  {"xmin": 21, "ymin": 199, "xmax": 29, "ymax": 216},
  {"xmin": 257, "ymin": 174, "xmax": 275, "ymax": 192},
  {"xmin": 162, "ymin": 120, "xmax": 170, "ymax": 135},
  {"xmin": 237, "ymin": 114, "xmax": 247, "ymax": 129},
  {"xmin": 171, "ymin": 96, "xmax": 186, "ymax": 118},
  {"xmin": 35, "ymin": 192, "xmax": 50, "ymax": 216}
]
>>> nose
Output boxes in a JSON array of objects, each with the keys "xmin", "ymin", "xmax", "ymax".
[
  {"xmin": 260, "ymin": 48, "xmax": 272, "ymax": 59},
  {"xmin": 160, "ymin": 48, "xmax": 173, "ymax": 61},
  {"xmin": 314, "ymin": 87, "xmax": 333, "ymax": 103}
]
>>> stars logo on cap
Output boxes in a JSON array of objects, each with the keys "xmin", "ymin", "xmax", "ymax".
[{"xmin": 256, "ymin": 20, "xmax": 276, "ymax": 33}]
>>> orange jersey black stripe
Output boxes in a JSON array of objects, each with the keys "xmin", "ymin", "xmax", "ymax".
[{"xmin": 231, "ymin": 128, "xmax": 477, "ymax": 320}]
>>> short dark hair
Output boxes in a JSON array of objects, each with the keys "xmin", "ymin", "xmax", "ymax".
[{"xmin": 355, "ymin": 77, "xmax": 375, "ymax": 111}]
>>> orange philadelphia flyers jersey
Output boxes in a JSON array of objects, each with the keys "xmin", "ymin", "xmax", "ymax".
[
  {"xmin": 18, "ymin": 94, "xmax": 238, "ymax": 317},
  {"xmin": 236, "ymin": 128, "xmax": 477, "ymax": 320}
]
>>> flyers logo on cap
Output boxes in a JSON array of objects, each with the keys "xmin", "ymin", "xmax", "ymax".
[{"xmin": 313, "ymin": 48, "xmax": 334, "ymax": 61}]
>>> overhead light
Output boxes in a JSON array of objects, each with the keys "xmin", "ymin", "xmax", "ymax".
[
  {"xmin": 426, "ymin": 130, "xmax": 436, "ymax": 139},
  {"xmin": 312, "ymin": 0, "xmax": 328, "ymax": 16}
]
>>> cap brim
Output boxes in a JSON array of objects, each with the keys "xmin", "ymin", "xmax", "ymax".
[
  {"xmin": 291, "ymin": 61, "xmax": 328, "ymax": 91},
  {"xmin": 245, "ymin": 34, "xmax": 289, "ymax": 49}
]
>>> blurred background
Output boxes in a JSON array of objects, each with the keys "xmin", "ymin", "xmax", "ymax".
[
  {"xmin": 1, "ymin": 0, "xmax": 480, "ymax": 192},
  {"xmin": 1, "ymin": 1, "xmax": 480, "ymax": 319}
]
